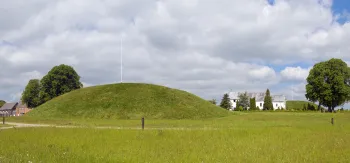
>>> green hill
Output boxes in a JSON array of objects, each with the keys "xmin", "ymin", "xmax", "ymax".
[
  {"xmin": 27, "ymin": 83, "xmax": 229, "ymax": 119},
  {"xmin": 286, "ymin": 100, "xmax": 325, "ymax": 110},
  {"xmin": 0, "ymin": 100, "xmax": 5, "ymax": 107}
]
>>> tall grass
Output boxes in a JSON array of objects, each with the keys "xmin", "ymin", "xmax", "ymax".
[{"xmin": 1, "ymin": 112, "xmax": 350, "ymax": 162}]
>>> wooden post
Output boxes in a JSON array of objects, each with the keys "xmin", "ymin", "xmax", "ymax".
[
  {"xmin": 141, "ymin": 117, "xmax": 145, "ymax": 130},
  {"xmin": 331, "ymin": 118, "xmax": 334, "ymax": 125},
  {"xmin": 2, "ymin": 116, "xmax": 5, "ymax": 125}
]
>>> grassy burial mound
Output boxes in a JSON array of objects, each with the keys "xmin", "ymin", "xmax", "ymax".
[
  {"xmin": 286, "ymin": 100, "xmax": 325, "ymax": 111},
  {"xmin": 27, "ymin": 83, "xmax": 228, "ymax": 119}
]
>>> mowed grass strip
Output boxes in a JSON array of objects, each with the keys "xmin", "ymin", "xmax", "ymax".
[
  {"xmin": 0, "ymin": 124, "xmax": 349, "ymax": 163},
  {"xmin": 7, "ymin": 112, "xmax": 349, "ymax": 129},
  {"xmin": 0, "ymin": 124, "xmax": 10, "ymax": 127}
]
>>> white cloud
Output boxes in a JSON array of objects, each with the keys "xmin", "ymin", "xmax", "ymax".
[
  {"xmin": 280, "ymin": 66, "xmax": 311, "ymax": 81},
  {"xmin": 0, "ymin": 0, "xmax": 350, "ymax": 103},
  {"xmin": 249, "ymin": 66, "xmax": 276, "ymax": 79}
]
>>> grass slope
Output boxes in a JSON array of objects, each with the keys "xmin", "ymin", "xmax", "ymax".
[
  {"xmin": 287, "ymin": 100, "xmax": 325, "ymax": 110},
  {"xmin": 27, "ymin": 83, "xmax": 228, "ymax": 119}
]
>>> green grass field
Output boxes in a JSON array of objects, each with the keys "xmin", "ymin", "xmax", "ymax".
[
  {"xmin": 1, "ymin": 112, "xmax": 350, "ymax": 162},
  {"xmin": 27, "ymin": 83, "xmax": 228, "ymax": 119}
]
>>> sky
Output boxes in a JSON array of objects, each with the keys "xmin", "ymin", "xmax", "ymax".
[{"xmin": 0, "ymin": 0, "xmax": 350, "ymax": 108}]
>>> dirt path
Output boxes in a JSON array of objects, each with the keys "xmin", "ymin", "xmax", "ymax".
[{"xmin": 0, "ymin": 122, "xmax": 218, "ymax": 130}]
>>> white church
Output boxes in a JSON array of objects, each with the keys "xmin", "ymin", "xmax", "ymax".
[{"xmin": 228, "ymin": 92, "xmax": 286, "ymax": 110}]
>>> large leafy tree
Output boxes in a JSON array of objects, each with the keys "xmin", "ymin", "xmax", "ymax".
[
  {"xmin": 22, "ymin": 79, "xmax": 41, "ymax": 108},
  {"xmin": 263, "ymin": 89, "xmax": 273, "ymax": 110},
  {"xmin": 305, "ymin": 61, "xmax": 327, "ymax": 111},
  {"xmin": 219, "ymin": 93, "xmax": 231, "ymax": 110},
  {"xmin": 305, "ymin": 58, "xmax": 350, "ymax": 112},
  {"xmin": 40, "ymin": 64, "xmax": 83, "ymax": 103},
  {"xmin": 237, "ymin": 92, "xmax": 250, "ymax": 110}
]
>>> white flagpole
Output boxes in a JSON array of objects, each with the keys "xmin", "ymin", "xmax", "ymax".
[
  {"xmin": 292, "ymin": 84, "xmax": 294, "ymax": 100},
  {"xmin": 121, "ymin": 37, "xmax": 123, "ymax": 83}
]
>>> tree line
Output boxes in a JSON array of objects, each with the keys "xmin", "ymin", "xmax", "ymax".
[
  {"xmin": 212, "ymin": 58, "xmax": 350, "ymax": 112},
  {"xmin": 21, "ymin": 64, "xmax": 83, "ymax": 108}
]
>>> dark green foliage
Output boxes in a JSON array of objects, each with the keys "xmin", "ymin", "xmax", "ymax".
[
  {"xmin": 21, "ymin": 79, "xmax": 41, "ymax": 108},
  {"xmin": 307, "ymin": 103, "xmax": 316, "ymax": 111},
  {"xmin": 263, "ymin": 89, "xmax": 273, "ymax": 110},
  {"xmin": 0, "ymin": 100, "xmax": 6, "ymax": 107},
  {"xmin": 256, "ymin": 106, "xmax": 260, "ymax": 110},
  {"xmin": 306, "ymin": 58, "xmax": 350, "ymax": 112},
  {"xmin": 208, "ymin": 99, "xmax": 217, "ymax": 105},
  {"xmin": 235, "ymin": 106, "xmax": 243, "ymax": 111},
  {"xmin": 237, "ymin": 92, "xmax": 250, "ymax": 110},
  {"xmin": 39, "ymin": 64, "xmax": 83, "ymax": 104},
  {"xmin": 250, "ymin": 98, "xmax": 256, "ymax": 110},
  {"xmin": 220, "ymin": 93, "xmax": 231, "ymax": 110},
  {"xmin": 27, "ymin": 83, "xmax": 228, "ymax": 119}
]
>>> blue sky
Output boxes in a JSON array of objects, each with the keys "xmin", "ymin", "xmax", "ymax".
[{"xmin": 332, "ymin": 0, "xmax": 350, "ymax": 24}]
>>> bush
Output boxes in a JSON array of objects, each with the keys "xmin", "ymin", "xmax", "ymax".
[{"xmin": 235, "ymin": 106, "xmax": 243, "ymax": 111}]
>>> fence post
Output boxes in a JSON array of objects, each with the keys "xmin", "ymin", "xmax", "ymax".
[
  {"xmin": 3, "ymin": 116, "xmax": 5, "ymax": 125},
  {"xmin": 141, "ymin": 117, "xmax": 145, "ymax": 130},
  {"xmin": 331, "ymin": 118, "xmax": 334, "ymax": 125}
]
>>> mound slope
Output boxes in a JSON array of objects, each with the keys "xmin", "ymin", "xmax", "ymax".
[
  {"xmin": 27, "ymin": 83, "xmax": 228, "ymax": 119},
  {"xmin": 286, "ymin": 100, "xmax": 325, "ymax": 110}
]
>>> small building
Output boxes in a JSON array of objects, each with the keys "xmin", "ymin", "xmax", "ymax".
[
  {"xmin": 228, "ymin": 92, "xmax": 286, "ymax": 110},
  {"xmin": 16, "ymin": 101, "xmax": 32, "ymax": 116},
  {"xmin": 0, "ymin": 102, "xmax": 18, "ymax": 117},
  {"xmin": 0, "ymin": 101, "xmax": 32, "ymax": 117}
]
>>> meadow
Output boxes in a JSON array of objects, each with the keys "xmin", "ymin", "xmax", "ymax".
[{"xmin": 1, "ymin": 112, "xmax": 350, "ymax": 162}]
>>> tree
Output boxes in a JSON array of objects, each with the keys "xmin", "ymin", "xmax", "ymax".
[
  {"xmin": 40, "ymin": 64, "xmax": 83, "ymax": 103},
  {"xmin": 22, "ymin": 79, "xmax": 41, "ymax": 108},
  {"xmin": 237, "ymin": 92, "xmax": 250, "ymax": 110},
  {"xmin": 305, "ymin": 58, "xmax": 350, "ymax": 112},
  {"xmin": 263, "ymin": 89, "xmax": 273, "ymax": 110},
  {"xmin": 208, "ymin": 99, "xmax": 217, "ymax": 105},
  {"xmin": 0, "ymin": 100, "xmax": 6, "ymax": 107},
  {"xmin": 220, "ymin": 93, "xmax": 231, "ymax": 110},
  {"xmin": 250, "ymin": 97, "xmax": 256, "ymax": 110}
]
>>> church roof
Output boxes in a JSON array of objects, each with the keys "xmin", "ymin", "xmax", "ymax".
[
  {"xmin": 0, "ymin": 102, "xmax": 18, "ymax": 111},
  {"xmin": 228, "ymin": 92, "xmax": 286, "ymax": 102}
]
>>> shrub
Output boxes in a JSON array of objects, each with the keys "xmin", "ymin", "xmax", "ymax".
[{"xmin": 235, "ymin": 106, "xmax": 243, "ymax": 111}]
